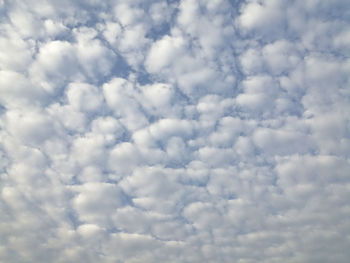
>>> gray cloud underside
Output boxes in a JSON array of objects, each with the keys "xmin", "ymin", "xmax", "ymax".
[{"xmin": 1, "ymin": 0, "xmax": 350, "ymax": 262}]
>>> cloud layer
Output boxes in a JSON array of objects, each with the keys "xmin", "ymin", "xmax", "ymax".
[{"xmin": 1, "ymin": 0, "xmax": 350, "ymax": 262}]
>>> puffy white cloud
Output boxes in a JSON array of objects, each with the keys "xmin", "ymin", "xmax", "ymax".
[
  {"xmin": 108, "ymin": 142, "xmax": 142, "ymax": 177},
  {"xmin": 90, "ymin": 116, "xmax": 124, "ymax": 145},
  {"xmin": 72, "ymin": 182, "xmax": 125, "ymax": 226},
  {"xmin": 262, "ymin": 40, "xmax": 301, "ymax": 76},
  {"xmin": 0, "ymin": 29, "xmax": 34, "ymax": 72},
  {"xmin": 66, "ymin": 82, "xmax": 103, "ymax": 113},
  {"xmin": 8, "ymin": 8, "xmax": 44, "ymax": 38},
  {"xmin": 238, "ymin": 0, "xmax": 288, "ymax": 40},
  {"xmin": 47, "ymin": 103, "xmax": 87, "ymax": 133},
  {"xmin": 103, "ymin": 77, "xmax": 149, "ymax": 131},
  {"xmin": 240, "ymin": 48, "xmax": 264, "ymax": 76},
  {"xmin": 29, "ymin": 40, "xmax": 80, "ymax": 93},
  {"xmin": 252, "ymin": 127, "xmax": 315, "ymax": 156},
  {"xmin": 236, "ymin": 75, "xmax": 280, "ymax": 117},
  {"xmin": 73, "ymin": 27, "xmax": 116, "ymax": 80},
  {"xmin": 145, "ymin": 34, "xmax": 186, "ymax": 73},
  {"xmin": 3, "ymin": 108, "xmax": 56, "ymax": 146},
  {"xmin": 0, "ymin": 71, "xmax": 47, "ymax": 108},
  {"xmin": 1, "ymin": 0, "xmax": 350, "ymax": 262}
]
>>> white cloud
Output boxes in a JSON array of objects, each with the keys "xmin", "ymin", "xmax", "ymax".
[
  {"xmin": 91, "ymin": 116, "xmax": 124, "ymax": 145},
  {"xmin": 29, "ymin": 40, "xmax": 80, "ymax": 93},
  {"xmin": 1, "ymin": 0, "xmax": 350, "ymax": 262},
  {"xmin": 66, "ymin": 82, "xmax": 103, "ymax": 113},
  {"xmin": 0, "ymin": 29, "xmax": 34, "ymax": 72},
  {"xmin": 238, "ymin": 0, "xmax": 287, "ymax": 39},
  {"xmin": 0, "ymin": 71, "xmax": 47, "ymax": 108},
  {"xmin": 47, "ymin": 103, "xmax": 87, "ymax": 133},
  {"xmin": 262, "ymin": 40, "xmax": 301, "ymax": 76},
  {"xmin": 72, "ymin": 182, "xmax": 125, "ymax": 226},
  {"xmin": 145, "ymin": 34, "xmax": 186, "ymax": 73},
  {"xmin": 4, "ymin": 108, "xmax": 56, "ymax": 146},
  {"xmin": 103, "ymin": 77, "xmax": 149, "ymax": 131}
]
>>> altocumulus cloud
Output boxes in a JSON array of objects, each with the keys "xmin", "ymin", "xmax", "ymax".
[{"xmin": 0, "ymin": 0, "xmax": 350, "ymax": 262}]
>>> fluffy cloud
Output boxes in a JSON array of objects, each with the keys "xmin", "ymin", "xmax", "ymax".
[{"xmin": 1, "ymin": 0, "xmax": 349, "ymax": 262}]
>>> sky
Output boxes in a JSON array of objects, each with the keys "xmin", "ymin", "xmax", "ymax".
[{"xmin": 0, "ymin": 0, "xmax": 350, "ymax": 262}]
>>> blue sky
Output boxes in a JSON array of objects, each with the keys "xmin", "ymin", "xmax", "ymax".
[{"xmin": 0, "ymin": 0, "xmax": 350, "ymax": 262}]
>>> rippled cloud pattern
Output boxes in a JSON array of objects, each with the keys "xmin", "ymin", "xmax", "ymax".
[{"xmin": 1, "ymin": 0, "xmax": 350, "ymax": 262}]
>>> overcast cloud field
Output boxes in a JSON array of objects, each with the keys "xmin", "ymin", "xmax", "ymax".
[{"xmin": 0, "ymin": 0, "xmax": 350, "ymax": 262}]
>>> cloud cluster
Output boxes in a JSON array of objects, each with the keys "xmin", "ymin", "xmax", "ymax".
[{"xmin": 1, "ymin": 0, "xmax": 350, "ymax": 262}]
